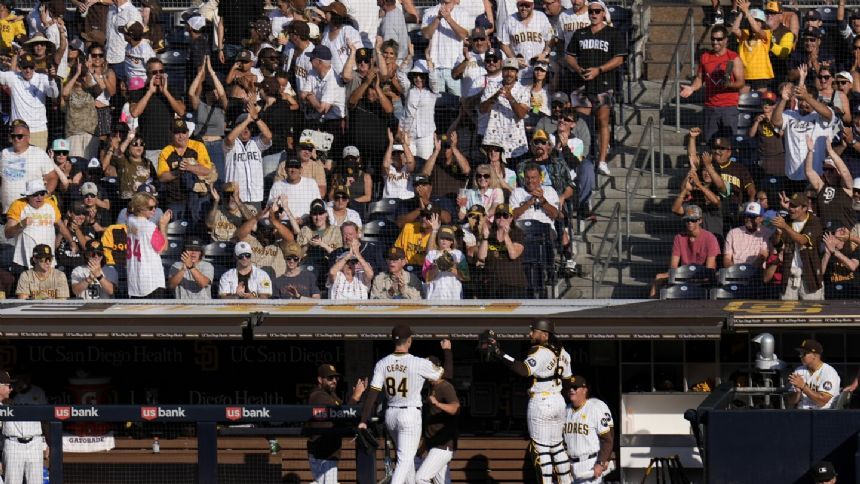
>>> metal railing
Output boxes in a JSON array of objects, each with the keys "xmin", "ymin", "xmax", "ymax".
[
  {"xmin": 657, "ymin": 7, "xmax": 696, "ymax": 171},
  {"xmin": 591, "ymin": 201, "xmax": 622, "ymax": 298},
  {"xmin": 623, "ymin": 116, "xmax": 655, "ymax": 237}
]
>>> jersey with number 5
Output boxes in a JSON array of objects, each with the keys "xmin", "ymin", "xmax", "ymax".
[{"xmin": 370, "ymin": 352, "xmax": 444, "ymax": 407}]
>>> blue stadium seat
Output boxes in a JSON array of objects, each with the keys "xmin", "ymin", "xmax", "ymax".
[
  {"xmin": 203, "ymin": 241, "xmax": 234, "ymax": 266},
  {"xmin": 710, "ymin": 285, "xmax": 745, "ymax": 300},
  {"xmin": 162, "ymin": 237, "xmax": 184, "ymax": 265},
  {"xmin": 818, "ymin": 6, "xmax": 837, "ymax": 25},
  {"xmin": 668, "ymin": 265, "xmax": 715, "ymax": 285},
  {"xmin": 362, "ymin": 219, "xmax": 399, "ymax": 246},
  {"xmin": 167, "ymin": 220, "xmax": 189, "ymax": 236},
  {"xmin": 825, "ymin": 282, "xmax": 860, "ymax": 300},
  {"xmin": 367, "ymin": 199, "xmax": 400, "ymax": 222},
  {"xmin": 661, "ymin": 284, "xmax": 708, "ymax": 300},
  {"xmin": 738, "ymin": 91, "xmax": 762, "ymax": 112}
]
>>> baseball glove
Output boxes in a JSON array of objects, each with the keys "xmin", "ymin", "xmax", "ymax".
[
  {"xmin": 477, "ymin": 329, "xmax": 500, "ymax": 362},
  {"xmin": 356, "ymin": 426, "xmax": 379, "ymax": 450}
]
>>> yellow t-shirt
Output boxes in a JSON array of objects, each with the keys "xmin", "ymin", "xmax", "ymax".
[
  {"xmin": 156, "ymin": 139, "xmax": 213, "ymax": 176},
  {"xmin": 739, "ymin": 29, "xmax": 774, "ymax": 80},
  {"xmin": 0, "ymin": 15, "xmax": 25, "ymax": 50},
  {"xmin": 394, "ymin": 222, "xmax": 432, "ymax": 266}
]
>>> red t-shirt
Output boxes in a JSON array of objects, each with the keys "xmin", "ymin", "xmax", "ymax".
[
  {"xmin": 672, "ymin": 229, "xmax": 721, "ymax": 266},
  {"xmin": 700, "ymin": 50, "xmax": 740, "ymax": 108}
]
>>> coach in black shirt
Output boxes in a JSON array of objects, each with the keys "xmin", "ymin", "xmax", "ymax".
[{"xmin": 565, "ymin": 0, "xmax": 626, "ymax": 177}]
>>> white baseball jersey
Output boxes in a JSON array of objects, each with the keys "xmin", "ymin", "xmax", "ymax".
[
  {"xmin": 321, "ymin": 25, "xmax": 363, "ymax": 76},
  {"xmin": 288, "ymin": 44, "xmax": 315, "ymax": 93},
  {"xmin": 218, "ymin": 266, "xmax": 273, "ymax": 296},
  {"xmin": 792, "ymin": 362, "xmax": 841, "ymax": 409},
  {"xmin": 498, "ymin": 11, "xmax": 553, "ymax": 62},
  {"xmin": 525, "ymin": 345, "xmax": 572, "ymax": 394},
  {"xmin": 453, "ymin": 50, "xmax": 488, "ymax": 97},
  {"xmin": 126, "ymin": 215, "xmax": 166, "ymax": 297},
  {"xmin": 370, "ymin": 353, "xmax": 444, "ymax": 407},
  {"xmin": 556, "ymin": 8, "xmax": 590, "ymax": 50},
  {"xmin": 224, "ymin": 136, "xmax": 272, "ymax": 203},
  {"xmin": 421, "ymin": 4, "xmax": 475, "ymax": 69},
  {"xmin": 563, "ymin": 398, "xmax": 613, "ymax": 457}
]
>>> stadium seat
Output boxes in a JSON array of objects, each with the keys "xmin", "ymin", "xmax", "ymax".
[
  {"xmin": 607, "ymin": 6, "xmax": 633, "ymax": 32},
  {"xmin": 167, "ymin": 220, "xmax": 189, "ymax": 236},
  {"xmin": 738, "ymin": 91, "xmax": 762, "ymax": 112},
  {"xmin": 718, "ymin": 264, "xmax": 761, "ymax": 285},
  {"xmin": 818, "ymin": 6, "xmax": 837, "ymax": 25},
  {"xmin": 710, "ymin": 284, "xmax": 753, "ymax": 300},
  {"xmin": 158, "ymin": 49, "xmax": 190, "ymax": 95},
  {"xmin": 668, "ymin": 265, "xmax": 715, "ymax": 285},
  {"xmin": 362, "ymin": 219, "xmax": 399, "ymax": 246},
  {"xmin": 833, "ymin": 391, "xmax": 852, "ymax": 409},
  {"xmin": 515, "ymin": 220, "xmax": 557, "ymax": 298},
  {"xmin": 404, "ymin": 264, "xmax": 421, "ymax": 275},
  {"xmin": 825, "ymin": 282, "xmax": 860, "ymax": 300},
  {"xmin": 661, "ymin": 284, "xmax": 708, "ymax": 300},
  {"xmin": 162, "ymin": 237, "xmax": 184, "ymax": 264},
  {"xmin": 366, "ymin": 199, "xmax": 400, "ymax": 222},
  {"xmin": 203, "ymin": 241, "xmax": 234, "ymax": 266},
  {"xmin": 736, "ymin": 112, "xmax": 757, "ymax": 135}
]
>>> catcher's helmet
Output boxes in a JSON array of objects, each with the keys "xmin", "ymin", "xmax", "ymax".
[{"xmin": 530, "ymin": 319, "xmax": 555, "ymax": 334}]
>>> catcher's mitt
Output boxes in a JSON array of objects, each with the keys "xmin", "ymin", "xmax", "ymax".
[
  {"xmin": 356, "ymin": 426, "xmax": 379, "ymax": 450},
  {"xmin": 477, "ymin": 329, "xmax": 500, "ymax": 362}
]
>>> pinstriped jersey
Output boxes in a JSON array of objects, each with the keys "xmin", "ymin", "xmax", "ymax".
[
  {"xmin": 525, "ymin": 345, "xmax": 572, "ymax": 394},
  {"xmin": 370, "ymin": 352, "xmax": 444, "ymax": 407},
  {"xmin": 563, "ymin": 398, "xmax": 613, "ymax": 457}
]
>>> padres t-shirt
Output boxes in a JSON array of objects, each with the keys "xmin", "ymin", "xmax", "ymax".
[
  {"xmin": 156, "ymin": 140, "xmax": 212, "ymax": 203},
  {"xmin": 566, "ymin": 25, "xmax": 626, "ymax": 95}
]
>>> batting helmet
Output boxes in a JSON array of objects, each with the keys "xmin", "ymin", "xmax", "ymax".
[{"xmin": 530, "ymin": 319, "xmax": 555, "ymax": 334}]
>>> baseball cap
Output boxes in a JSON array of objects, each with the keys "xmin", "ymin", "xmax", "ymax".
[
  {"xmin": 853, "ymin": 177, "xmax": 860, "ymax": 190},
  {"xmin": 80, "ymin": 182, "xmax": 99, "ymax": 196},
  {"xmin": 495, "ymin": 203, "xmax": 513, "ymax": 217},
  {"xmin": 531, "ymin": 58, "xmax": 549, "ymax": 71},
  {"xmin": 532, "ymin": 129, "xmax": 550, "ymax": 142},
  {"xmin": 742, "ymin": 201, "xmax": 762, "ymax": 217},
  {"xmin": 391, "ymin": 324, "xmax": 412, "ymax": 341},
  {"xmin": 137, "ymin": 183, "xmax": 157, "ymax": 194},
  {"xmin": 299, "ymin": 132, "xmax": 315, "ymax": 147},
  {"xmin": 471, "ymin": 26, "xmax": 488, "ymax": 39},
  {"xmin": 184, "ymin": 237, "xmax": 204, "ymax": 249},
  {"xmin": 790, "ymin": 192, "xmax": 809, "ymax": 207},
  {"xmin": 18, "ymin": 54, "xmax": 35, "ymax": 69},
  {"xmin": 284, "ymin": 158, "xmax": 302, "ymax": 169},
  {"xmin": 84, "ymin": 239, "xmax": 104, "ymax": 254},
  {"xmin": 187, "ymin": 16, "xmax": 206, "ymax": 31},
  {"xmin": 234, "ymin": 241, "xmax": 253, "ymax": 257},
  {"xmin": 333, "ymin": 185, "xmax": 350, "ymax": 197},
  {"xmin": 355, "ymin": 47, "xmax": 372, "ymax": 62},
  {"xmin": 22, "ymin": 179, "xmax": 47, "ymax": 197},
  {"xmin": 467, "ymin": 205, "xmax": 486, "ymax": 216},
  {"xmin": 392, "ymin": 144, "xmax": 405, "ymax": 153},
  {"xmin": 764, "ymin": 1, "xmax": 781, "ymax": 13},
  {"xmin": 51, "ymin": 138, "xmax": 70, "ymax": 152},
  {"xmin": 309, "ymin": 198, "xmax": 327, "ymax": 215},
  {"xmin": 283, "ymin": 241, "xmax": 302, "ymax": 258},
  {"xmin": 803, "ymin": 27, "xmax": 824, "ymax": 39},
  {"xmin": 485, "ymin": 48, "xmax": 502, "ymax": 61},
  {"xmin": 318, "ymin": 364, "xmax": 340, "ymax": 378},
  {"xmin": 320, "ymin": 0, "xmax": 347, "ymax": 16},
  {"xmin": 502, "ymin": 58, "xmax": 520, "ymax": 70},
  {"xmin": 0, "ymin": 371, "xmax": 14, "ymax": 385},
  {"xmin": 837, "ymin": 71, "xmax": 853, "ymax": 83},
  {"xmin": 806, "ymin": 9, "xmax": 822, "ymax": 21},
  {"xmin": 343, "ymin": 145, "xmax": 360, "ymax": 158},
  {"xmin": 386, "ymin": 246, "xmax": 406, "ymax": 260},
  {"xmin": 413, "ymin": 174, "xmax": 431, "ymax": 186},
  {"xmin": 172, "ymin": 119, "xmax": 189, "ymax": 133},
  {"xmin": 570, "ymin": 375, "xmax": 588, "ymax": 389},
  {"xmin": 796, "ymin": 339, "xmax": 824, "ymax": 355},
  {"xmin": 438, "ymin": 225, "xmax": 456, "ymax": 240},
  {"xmin": 552, "ymin": 92, "xmax": 569, "ymax": 105},
  {"xmin": 222, "ymin": 181, "xmax": 238, "ymax": 193},
  {"xmin": 682, "ymin": 204, "xmax": 703, "ymax": 221},
  {"xmin": 761, "ymin": 91, "xmax": 777, "ymax": 103},
  {"xmin": 850, "ymin": 8, "xmax": 860, "ymax": 21},
  {"xmin": 311, "ymin": 45, "xmax": 332, "ymax": 62},
  {"xmin": 32, "ymin": 244, "xmax": 53, "ymax": 258},
  {"xmin": 235, "ymin": 50, "xmax": 253, "ymax": 63},
  {"xmin": 710, "ymin": 137, "xmax": 732, "ymax": 150},
  {"xmin": 288, "ymin": 20, "xmax": 310, "ymax": 37},
  {"xmin": 749, "ymin": 8, "xmax": 766, "ymax": 22},
  {"xmin": 813, "ymin": 461, "xmax": 836, "ymax": 482}
]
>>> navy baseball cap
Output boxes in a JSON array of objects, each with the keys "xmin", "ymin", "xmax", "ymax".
[
  {"xmin": 311, "ymin": 45, "xmax": 332, "ymax": 61},
  {"xmin": 485, "ymin": 48, "xmax": 502, "ymax": 61}
]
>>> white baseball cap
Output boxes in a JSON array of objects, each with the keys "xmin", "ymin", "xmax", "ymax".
[
  {"xmin": 392, "ymin": 144, "xmax": 404, "ymax": 152},
  {"xmin": 343, "ymin": 145, "xmax": 360, "ymax": 158},
  {"xmin": 51, "ymin": 138, "xmax": 70, "ymax": 152},
  {"xmin": 743, "ymin": 201, "xmax": 762, "ymax": 217},
  {"xmin": 187, "ymin": 16, "xmax": 206, "ymax": 31},
  {"xmin": 234, "ymin": 241, "xmax": 253, "ymax": 257},
  {"xmin": 853, "ymin": 177, "xmax": 860, "ymax": 190},
  {"xmin": 81, "ymin": 182, "xmax": 99, "ymax": 196},
  {"xmin": 22, "ymin": 179, "xmax": 47, "ymax": 197}
]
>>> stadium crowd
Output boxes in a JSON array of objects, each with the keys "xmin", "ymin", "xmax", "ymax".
[
  {"xmin": 0, "ymin": 0, "xmax": 626, "ymax": 299},
  {"xmin": 664, "ymin": 0, "xmax": 860, "ymax": 300}
]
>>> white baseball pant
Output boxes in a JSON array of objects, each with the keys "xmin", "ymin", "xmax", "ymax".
[
  {"xmin": 528, "ymin": 394, "xmax": 572, "ymax": 484},
  {"xmin": 309, "ymin": 456, "xmax": 338, "ymax": 484},
  {"xmin": 572, "ymin": 454, "xmax": 603, "ymax": 484},
  {"xmin": 385, "ymin": 407, "xmax": 422, "ymax": 484},
  {"xmin": 3, "ymin": 437, "xmax": 43, "ymax": 484},
  {"xmin": 415, "ymin": 447, "xmax": 453, "ymax": 484}
]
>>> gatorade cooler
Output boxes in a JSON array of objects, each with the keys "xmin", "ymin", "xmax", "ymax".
[{"xmin": 67, "ymin": 376, "xmax": 111, "ymax": 436}]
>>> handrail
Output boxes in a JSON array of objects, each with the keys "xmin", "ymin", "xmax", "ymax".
[
  {"xmin": 591, "ymin": 202, "xmax": 623, "ymax": 298},
  {"xmin": 623, "ymin": 117, "xmax": 655, "ymax": 238},
  {"xmin": 657, "ymin": 7, "xmax": 696, "ymax": 177}
]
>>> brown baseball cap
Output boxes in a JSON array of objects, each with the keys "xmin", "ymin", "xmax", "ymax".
[
  {"xmin": 0, "ymin": 371, "xmax": 14, "ymax": 385},
  {"xmin": 392, "ymin": 324, "xmax": 412, "ymax": 341},
  {"xmin": 789, "ymin": 192, "xmax": 809, "ymax": 207},
  {"xmin": 321, "ymin": 1, "xmax": 348, "ymax": 16},
  {"xmin": 796, "ymin": 339, "xmax": 823, "ymax": 355},
  {"xmin": 710, "ymin": 137, "xmax": 732, "ymax": 150},
  {"xmin": 570, "ymin": 375, "xmax": 588, "ymax": 389},
  {"xmin": 318, "ymin": 364, "xmax": 340, "ymax": 378},
  {"xmin": 386, "ymin": 246, "xmax": 406, "ymax": 260}
]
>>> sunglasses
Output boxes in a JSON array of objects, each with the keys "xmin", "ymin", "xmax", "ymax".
[
  {"xmin": 10, "ymin": 133, "xmax": 27, "ymax": 139},
  {"xmin": 533, "ymin": 140, "xmax": 548, "ymax": 145},
  {"xmin": 83, "ymin": 193, "xmax": 97, "ymax": 199},
  {"xmin": 90, "ymin": 53, "xmax": 104, "ymax": 58},
  {"xmin": 334, "ymin": 194, "xmax": 349, "ymax": 200},
  {"xmin": 561, "ymin": 117, "xmax": 575, "ymax": 123},
  {"xmin": 839, "ymin": 80, "xmax": 852, "ymax": 85},
  {"xmin": 485, "ymin": 58, "xmax": 501, "ymax": 63},
  {"xmin": 357, "ymin": 59, "xmax": 371, "ymax": 64},
  {"xmin": 588, "ymin": 8, "xmax": 603, "ymax": 14},
  {"xmin": 818, "ymin": 75, "xmax": 832, "ymax": 80},
  {"xmin": 711, "ymin": 36, "xmax": 726, "ymax": 41},
  {"xmin": 29, "ymin": 191, "xmax": 47, "ymax": 197},
  {"xmin": 54, "ymin": 151, "xmax": 68, "ymax": 156},
  {"xmin": 35, "ymin": 256, "xmax": 52, "ymax": 262},
  {"xmin": 324, "ymin": 375, "xmax": 340, "ymax": 381},
  {"xmin": 468, "ymin": 214, "xmax": 482, "ymax": 219},
  {"xmin": 237, "ymin": 253, "xmax": 253, "ymax": 259},
  {"xmin": 685, "ymin": 218, "xmax": 701, "ymax": 222},
  {"xmin": 497, "ymin": 213, "xmax": 512, "ymax": 219},
  {"xmin": 476, "ymin": 173, "xmax": 491, "ymax": 179},
  {"xmin": 804, "ymin": 37, "xmax": 818, "ymax": 42},
  {"xmin": 131, "ymin": 141, "xmax": 145, "ymax": 147},
  {"xmin": 146, "ymin": 204, "xmax": 157, "ymax": 210},
  {"xmin": 20, "ymin": 66, "xmax": 34, "ymax": 71},
  {"xmin": 517, "ymin": 3, "xmax": 532, "ymax": 7},
  {"xmin": 86, "ymin": 251, "xmax": 102, "ymax": 257},
  {"xmin": 473, "ymin": 37, "xmax": 486, "ymax": 41},
  {"xmin": 285, "ymin": 255, "xmax": 300, "ymax": 262},
  {"xmin": 148, "ymin": 69, "xmax": 165, "ymax": 75}
]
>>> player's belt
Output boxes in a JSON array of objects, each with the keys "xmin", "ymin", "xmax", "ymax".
[
  {"xmin": 6, "ymin": 436, "xmax": 39, "ymax": 444},
  {"xmin": 571, "ymin": 452, "xmax": 598, "ymax": 463},
  {"xmin": 529, "ymin": 391, "xmax": 557, "ymax": 397},
  {"xmin": 390, "ymin": 406, "xmax": 421, "ymax": 409}
]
